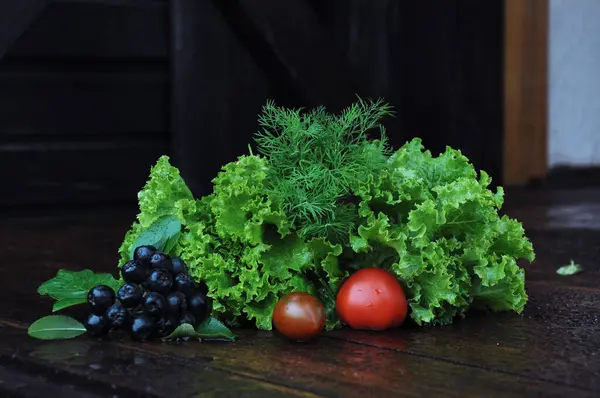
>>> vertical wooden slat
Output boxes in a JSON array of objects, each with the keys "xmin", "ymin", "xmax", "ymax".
[
  {"xmin": 169, "ymin": 0, "xmax": 270, "ymax": 197},
  {"xmin": 503, "ymin": 0, "xmax": 549, "ymax": 185},
  {"xmin": 170, "ymin": 0, "xmax": 227, "ymax": 197}
]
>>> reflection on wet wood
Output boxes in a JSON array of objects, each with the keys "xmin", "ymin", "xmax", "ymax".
[
  {"xmin": 1, "ymin": 187, "xmax": 600, "ymax": 397},
  {"xmin": 0, "ymin": 322, "xmax": 317, "ymax": 398}
]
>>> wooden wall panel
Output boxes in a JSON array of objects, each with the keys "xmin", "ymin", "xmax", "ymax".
[
  {"xmin": 0, "ymin": 0, "xmax": 170, "ymax": 208},
  {"xmin": 7, "ymin": 0, "xmax": 167, "ymax": 59},
  {"xmin": 503, "ymin": 0, "xmax": 549, "ymax": 185}
]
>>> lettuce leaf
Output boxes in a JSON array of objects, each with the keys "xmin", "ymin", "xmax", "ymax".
[
  {"xmin": 120, "ymin": 154, "xmax": 345, "ymax": 330},
  {"xmin": 117, "ymin": 156, "xmax": 202, "ymax": 266},
  {"xmin": 351, "ymin": 138, "xmax": 534, "ymax": 326},
  {"xmin": 116, "ymin": 127, "xmax": 534, "ymax": 330},
  {"xmin": 183, "ymin": 156, "xmax": 346, "ymax": 330}
]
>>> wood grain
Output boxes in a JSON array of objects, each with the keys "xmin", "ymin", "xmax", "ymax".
[
  {"xmin": 503, "ymin": 0, "xmax": 549, "ymax": 185},
  {"xmin": 0, "ymin": 323, "xmax": 320, "ymax": 398}
]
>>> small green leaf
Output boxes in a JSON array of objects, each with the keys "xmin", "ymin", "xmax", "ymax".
[
  {"xmin": 28, "ymin": 315, "xmax": 87, "ymax": 340},
  {"xmin": 162, "ymin": 317, "xmax": 236, "ymax": 341},
  {"xmin": 129, "ymin": 215, "xmax": 181, "ymax": 259},
  {"xmin": 52, "ymin": 297, "xmax": 87, "ymax": 312},
  {"xmin": 38, "ymin": 269, "xmax": 121, "ymax": 301},
  {"xmin": 557, "ymin": 260, "xmax": 583, "ymax": 276},
  {"xmin": 162, "ymin": 231, "xmax": 181, "ymax": 255}
]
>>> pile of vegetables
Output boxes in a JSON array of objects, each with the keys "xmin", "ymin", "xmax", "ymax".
[
  {"xmin": 28, "ymin": 98, "xmax": 535, "ymax": 342},
  {"xmin": 115, "ymin": 98, "xmax": 535, "ymax": 334}
]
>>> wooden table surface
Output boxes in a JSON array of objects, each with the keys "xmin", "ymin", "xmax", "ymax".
[{"xmin": 1, "ymin": 188, "xmax": 599, "ymax": 397}]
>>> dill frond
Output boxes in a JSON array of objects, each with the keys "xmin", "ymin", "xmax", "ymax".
[{"xmin": 254, "ymin": 97, "xmax": 395, "ymax": 243}]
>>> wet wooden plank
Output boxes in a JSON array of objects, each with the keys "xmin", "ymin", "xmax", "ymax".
[
  {"xmin": 0, "ymin": 322, "xmax": 318, "ymax": 398},
  {"xmin": 0, "ymin": 363, "xmax": 108, "ymax": 398},
  {"xmin": 328, "ymin": 282, "xmax": 600, "ymax": 392},
  {"xmin": 137, "ymin": 328, "xmax": 594, "ymax": 397},
  {"xmin": 0, "ymin": 317, "xmax": 591, "ymax": 398}
]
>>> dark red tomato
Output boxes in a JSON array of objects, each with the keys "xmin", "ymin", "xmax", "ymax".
[
  {"xmin": 272, "ymin": 292, "xmax": 326, "ymax": 341},
  {"xmin": 336, "ymin": 267, "xmax": 408, "ymax": 331}
]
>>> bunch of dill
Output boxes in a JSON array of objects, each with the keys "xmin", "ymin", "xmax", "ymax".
[{"xmin": 253, "ymin": 97, "xmax": 395, "ymax": 243}]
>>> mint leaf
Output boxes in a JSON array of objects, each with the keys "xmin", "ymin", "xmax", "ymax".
[
  {"xmin": 28, "ymin": 315, "xmax": 87, "ymax": 340},
  {"xmin": 52, "ymin": 298, "xmax": 87, "ymax": 312},
  {"xmin": 38, "ymin": 269, "xmax": 121, "ymax": 303},
  {"xmin": 557, "ymin": 260, "xmax": 583, "ymax": 276},
  {"xmin": 128, "ymin": 215, "xmax": 181, "ymax": 259},
  {"xmin": 162, "ymin": 231, "xmax": 181, "ymax": 255},
  {"xmin": 162, "ymin": 317, "xmax": 236, "ymax": 341}
]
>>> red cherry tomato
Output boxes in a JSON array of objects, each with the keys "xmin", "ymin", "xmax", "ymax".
[
  {"xmin": 272, "ymin": 292, "xmax": 326, "ymax": 341},
  {"xmin": 336, "ymin": 268, "xmax": 408, "ymax": 330}
]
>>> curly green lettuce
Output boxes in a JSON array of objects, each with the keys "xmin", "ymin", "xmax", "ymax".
[
  {"xmin": 117, "ymin": 155, "xmax": 203, "ymax": 267},
  {"xmin": 118, "ymin": 154, "xmax": 345, "ymax": 330},
  {"xmin": 116, "ymin": 101, "xmax": 535, "ymax": 330},
  {"xmin": 178, "ymin": 155, "xmax": 346, "ymax": 330},
  {"xmin": 350, "ymin": 138, "xmax": 535, "ymax": 326}
]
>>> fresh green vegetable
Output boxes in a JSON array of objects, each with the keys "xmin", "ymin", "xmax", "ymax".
[
  {"xmin": 163, "ymin": 317, "xmax": 236, "ymax": 341},
  {"xmin": 128, "ymin": 215, "xmax": 181, "ymax": 260},
  {"xmin": 117, "ymin": 98, "xmax": 535, "ymax": 330},
  {"xmin": 557, "ymin": 260, "xmax": 583, "ymax": 276},
  {"xmin": 52, "ymin": 298, "xmax": 87, "ymax": 312},
  {"xmin": 254, "ymin": 98, "xmax": 393, "ymax": 243},
  {"xmin": 349, "ymin": 139, "xmax": 534, "ymax": 324},
  {"xmin": 28, "ymin": 315, "xmax": 87, "ymax": 340},
  {"xmin": 38, "ymin": 269, "xmax": 121, "ymax": 310}
]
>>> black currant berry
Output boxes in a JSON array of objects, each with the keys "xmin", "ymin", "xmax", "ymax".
[
  {"xmin": 174, "ymin": 273, "xmax": 197, "ymax": 296},
  {"xmin": 171, "ymin": 257, "xmax": 188, "ymax": 275},
  {"xmin": 154, "ymin": 317, "xmax": 178, "ymax": 338},
  {"xmin": 121, "ymin": 260, "xmax": 148, "ymax": 285},
  {"xmin": 133, "ymin": 245, "xmax": 157, "ymax": 266},
  {"xmin": 143, "ymin": 292, "xmax": 167, "ymax": 318},
  {"xmin": 87, "ymin": 285, "xmax": 116, "ymax": 314},
  {"xmin": 187, "ymin": 291, "xmax": 209, "ymax": 322},
  {"xmin": 85, "ymin": 313, "xmax": 109, "ymax": 336},
  {"xmin": 149, "ymin": 252, "xmax": 173, "ymax": 274},
  {"xmin": 146, "ymin": 269, "xmax": 173, "ymax": 295},
  {"xmin": 130, "ymin": 314, "xmax": 155, "ymax": 341},
  {"xmin": 165, "ymin": 291, "xmax": 187, "ymax": 319},
  {"xmin": 117, "ymin": 283, "xmax": 144, "ymax": 308},
  {"xmin": 106, "ymin": 303, "xmax": 130, "ymax": 329}
]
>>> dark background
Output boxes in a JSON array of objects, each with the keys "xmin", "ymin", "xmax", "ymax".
[{"xmin": 0, "ymin": 0, "xmax": 504, "ymax": 211}]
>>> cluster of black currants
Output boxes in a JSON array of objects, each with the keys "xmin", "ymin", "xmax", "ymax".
[{"xmin": 84, "ymin": 245, "xmax": 211, "ymax": 341}]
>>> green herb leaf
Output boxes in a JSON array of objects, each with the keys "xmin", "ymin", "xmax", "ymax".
[
  {"xmin": 254, "ymin": 97, "xmax": 394, "ymax": 243},
  {"xmin": 162, "ymin": 317, "xmax": 236, "ymax": 341},
  {"xmin": 38, "ymin": 269, "xmax": 121, "ymax": 302},
  {"xmin": 28, "ymin": 315, "xmax": 87, "ymax": 340},
  {"xmin": 162, "ymin": 231, "xmax": 181, "ymax": 255},
  {"xmin": 128, "ymin": 215, "xmax": 181, "ymax": 259},
  {"xmin": 557, "ymin": 260, "xmax": 583, "ymax": 276},
  {"xmin": 52, "ymin": 298, "xmax": 87, "ymax": 312}
]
